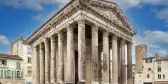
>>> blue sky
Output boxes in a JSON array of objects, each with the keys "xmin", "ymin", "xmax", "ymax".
[{"xmin": 1, "ymin": 0, "xmax": 168, "ymax": 63}]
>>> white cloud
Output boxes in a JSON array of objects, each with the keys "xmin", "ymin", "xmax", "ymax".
[
  {"xmin": 0, "ymin": 35, "xmax": 10, "ymax": 45},
  {"xmin": 107, "ymin": 0, "xmax": 168, "ymax": 11},
  {"xmin": 33, "ymin": 8, "xmax": 58, "ymax": 22},
  {"xmin": 133, "ymin": 30, "xmax": 168, "ymax": 57},
  {"xmin": 108, "ymin": 0, "xmax": 140, "ymax": 10},
  {"xmin": 141, "ymin": 0, "xmax": 168, "ymax": 6},
  {"xmin": 0, "ymin": 0, "xmax": 70, "ymax": 11},
  {"xmin": 156, "ymin": 8, "xmax": 168, "ymax": 26}
]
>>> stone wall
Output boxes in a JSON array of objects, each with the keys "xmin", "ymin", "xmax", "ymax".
[{"xmin": 0, "ymin": 79, "xmax": 25, "ymax": 84}]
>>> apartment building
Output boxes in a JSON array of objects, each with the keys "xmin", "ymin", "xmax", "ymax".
[
  {"xmin": 0, "ymin": 53, "xmax": 24, "ymax": 84},
  {"xmin": 135, "ymin": 44, "xmax": 168, "ymax": 84},
  {"xmin": 11, "ymin": 37, "xmax": 32, "ymax": 84}
]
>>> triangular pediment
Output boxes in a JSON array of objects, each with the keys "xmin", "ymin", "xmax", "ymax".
[{"xmin": 82, "ymin": 0, "xmax": 136, "ymax": 35}]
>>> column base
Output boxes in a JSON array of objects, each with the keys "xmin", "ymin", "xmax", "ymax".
[
  {"xmin": 111, "ymin": 83, "xmax": 118, "ymax": 84},
  {"xmin": 66, "ymin": 83, "xmax": 75, "ymax": 84},
  {"xmin": 57, "ymin": 81, "xmax": 64, "ymax": 84},
  {"xmin": 103, "ymin": 83, "xmax": 109, "ymax": 84},
  {"xmin": 78, "ymin": 80, "xmax": 86, "ymax": 84},
  {"xmin": 92, "ymin": 82, "xmax": 99, "ymax": 84},
  {"xmin": 45, "ymin": 81, "xmax": 49, "ymax": 84}
]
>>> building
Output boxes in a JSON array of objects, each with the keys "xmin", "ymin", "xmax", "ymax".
[
  {"xmin": 154, "ymin": 57, "xmax": 168, "ymax": 84},
  {"xmin": 0, "ymin": 53, "xmax": 24, "ymax": 84},
  {"xmin": 11, "ymin": 37, "xmax": 32, "ymax": 84},
  {"xmin": 27, "ymin": 0, "xmax": 136, "ymax": 84},
  {"xmin": 135, "ymin": 45, "xmax": 168, "ymax": 84},
  {"xmin": 135, "ymin": 44, "xmax": 147, "ymax": 73}
]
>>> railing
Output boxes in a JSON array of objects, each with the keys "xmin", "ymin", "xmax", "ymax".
[{"xmin": 0, "ymin": 64, "xmax": 8, "ymax": 68}]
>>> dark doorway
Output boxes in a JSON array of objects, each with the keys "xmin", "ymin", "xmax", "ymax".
[
  {"xmin": 75, "ymin": 51, "xmax": 78, "ymax": 84},
  {"xmin": 144, "ymin": 83, "xmax": 152, "ymax": 84}
]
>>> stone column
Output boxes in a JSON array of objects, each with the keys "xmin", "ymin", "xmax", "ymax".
[
  {"xmin": 112, "ymin": 35, "xmax": 118, "ymax": 84},
  {"xmin": 51, "ymin": 36, "xmax": 56, "ymax": 83},
  {"xmin": 44, "ymin": 39, "xmax": 49, "ymax": 83},
  {"xmin": 127, "ymin": 42, "xmax": 133, "ymax": 84},
  {"xmin": 121, "ymin": 39, "xmax": 126, "ymax": 84},
  {"xmin": 40, "ymin": 43, "xmax": 45, "ymax": 84},
  {"xmin": 57, "ymin": 31, "xmax": 64, "ymax": 84},
  {"xmin": 78, "ymin": 19, "xmax": 86, "ymax": 84},
  {"xmin": 67, "ymin": 24, "xmax": 75, "ymax": 84},
  {"xmin": 91, "ymin": 25, "xmax": 99, "ymax": 84},
  {"xmin": 103, "ymin": 31, "xmax": 109, "ymax": 84},
  {"xmin": 35, "ymin": 46, "xmax": 40, "ymax": 84}
]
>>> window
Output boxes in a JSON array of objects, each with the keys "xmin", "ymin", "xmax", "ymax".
[
  {"xmin": 158, "ymin": 74, "xmax": 161, "ymax": 79},
  {"xmin": 7, "ymin": 70, "xmax": 11, "ymax": 78},
  {"xmin": 28, "ymin": 57, "xmax": 31, "ymax": 63},
  {"xmin": 26, "ymin": 82, "xmax": 32, "ymax": 84},
  {"xmin": 17, "ymin": 71, "xmax": 21, "ymax": 78},
  {"xmin": 16, "ymin": 62, "xmax": 21, "ymax": 69},
  {"xmin": 146, "ymin": 58, "xmax": 152, "ymax": 63},
  {"xmin": 28, "ymin": 67, "xmax": 32, "ymax": 74},
  {"xmin": 2, "ymin": 60, "xmax": 7, "ymax": 65},
  {"xmin": 148, "ymin": 68, "xmax": 151, "ymax": 71},
  {"xmin": 157, "ymin": 61, "xmax": 161, "ymax": 65},
  {"xmin": 147, "ymin": 74, "xmax": 150, "ymax": 78},
  {"xmin": 163, "ymin": 74, "xmax": 165, "ymax": 79},
  {"xmin": 158, "ymin": 66, "xmax": 161, "ymax": 72}
]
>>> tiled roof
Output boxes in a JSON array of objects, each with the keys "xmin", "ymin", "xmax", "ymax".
[
  {"xmin": 0, "ymin": 53, "xmax": 23, "ymax": 60},
  {"xmin": 155, "ymin": 58, "xmax": 168, "ymax": 61}
]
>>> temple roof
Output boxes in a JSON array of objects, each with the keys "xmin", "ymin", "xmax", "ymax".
[{"xmin": 27, "ymin": 0, "xmax": 136, "ymax": 44}]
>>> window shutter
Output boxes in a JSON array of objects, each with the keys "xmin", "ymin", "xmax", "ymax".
[
  {"xmin": 13, "ymin": 70, "xmax": 15, "ymax": 78},
  {"xmin": 0, "ymin": 70, "xmax": 1, "ymax": 77},
  {"xmin": 4, "ymin": 70, "xmax": 6, "ymax": 78},
  {"xmin": 1, "ymin": 70, "xmax": 3, "ymax": 78},
  {"xmin": 15, "ymin": 71, "xmax": 17, "ymax": 78},
  {"xmin": 21, "ymin": 71, "xmax": 24, "ymax": 78},
  {"xmin": 12, "ymin": 70, "xmax": 13, "ymax": 78}
]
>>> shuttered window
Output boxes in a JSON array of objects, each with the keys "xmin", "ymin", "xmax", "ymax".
[
  {"xmin": 1, "ymin": 70, "xmax": 3, "ymax": 78},
  {"xmin": 16, "ymin": 62, "xmax": 21, "ymax": 69},
  {"xmin": 7, "ymin": 70, "xmax": 11, "ymax": 78},
  {"xmin": 22, "ymin": 71, "xmax": 24, "ymax": 78}
]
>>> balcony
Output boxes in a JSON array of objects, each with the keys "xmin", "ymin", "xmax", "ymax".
[{"xmin": 0, "ymin": 64, "xmax": 8, "ymax": 68}]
